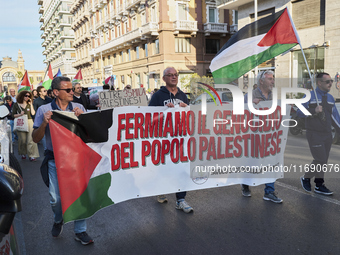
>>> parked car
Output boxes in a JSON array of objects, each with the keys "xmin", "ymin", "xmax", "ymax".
[{"xmin": 190, "ymin": 90, "xmax": 233, "ymax": 105}]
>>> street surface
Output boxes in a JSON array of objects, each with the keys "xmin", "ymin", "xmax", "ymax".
[{"xmin": 15, "ymin": 132, "xmax": 340, "ymax": 255}]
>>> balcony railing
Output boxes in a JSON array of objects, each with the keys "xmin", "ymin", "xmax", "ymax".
[
  {"xmin": 203, "ymin": 22, "xmax": 228, "ymax": 35},
  {"xmin": 91, "ymin": 27, "xmax": 142, "ymax": 55},
  {"xmin": 173, "ymin": 20, "xmax": 198, "ymax": 35},
  {"xmin": 141, "ymin": 22, "xmax": 159, "ymax": 36}
]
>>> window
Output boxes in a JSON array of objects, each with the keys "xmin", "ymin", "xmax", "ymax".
[
  {"xmin": 151, "ymin": 5, "xmax": 157, "ymax": 22},
  {"xmin": 206, "ymin": 39, "xmax": 220, "ymax": 54},
  {"xmin": 132, "ymin": 17, "xmax": 137, "ymax": 30},
  {"xmin": 175, "ymin": 38, "xmax": 191, "ymax": 53},
  {"xmin": 144, "ymin": 43, "xmax": 148, "ymax": 57},
  {"xmin": 178, "ymin": 3, "xmax": 187, "ymax": 20},
  {"xmin": 292, "ymin": 47, "xmax": 324, "ymax": 89},
  {"xmin": 209, "ymin": 7, "xmax": 216, "ymax": 23},
  {"xmin": 120, "ymin": 51, "xmax": 124, "ymax": 62},
  {"xmin": 71, "ymin": 52, "xmax": 76, "ymax": 58},
  {"xmin": 114, "ymin": 53, "xmax": 117, "ymax": 64},
  {"xmin": 141, "ymin": 12, "xmax": 146, "ymax": 25},
  {"xmin": 2, "ymin": 72, "xmax": 16, "ymax": 82},
  {"xmin": 154, "ymin": 39, "xmax": 159, "ymax": 54},
  {"xmin": 292, "ymin": 0, "xmax": 325, "ymax": 29},
  {"xmin": 136, "ymin": 46, "xmax": 139, "ymax": 59},
  {"xmin": 128, "ymin": 49, "xmax": 131, "ymax": 61}
]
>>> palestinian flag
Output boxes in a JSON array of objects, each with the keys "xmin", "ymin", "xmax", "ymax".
[
  {"xmin": 42, "ymin": 64, "xmax": 53, "ymax": 90},
  {"xmin": 210, "ymin": 7, "xmax": 300, "ymax": 84},
  {"xmin": 49, "ymin": 110, "xmax": 114, "ymax": 222},
  {"xmin": 17, "ymin": 71, "xmax": 31, "ymax": 92},
  {"xmin": 72, "ymin": 69, "xmax": 83, "ymax": 84}
]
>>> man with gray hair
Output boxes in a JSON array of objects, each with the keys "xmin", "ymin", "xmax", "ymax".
[
  {"xmin": 242, "ymin": 70, "xmax": 282, "ymax": 203},
  {"xmin": 149, "ymin": 67, "xmax": 193, "ymax": 213}
]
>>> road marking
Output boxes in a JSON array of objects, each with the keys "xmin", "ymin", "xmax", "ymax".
[{"xmin": 276, "ymin": 181, "xmax": 340, "ymax": 206}]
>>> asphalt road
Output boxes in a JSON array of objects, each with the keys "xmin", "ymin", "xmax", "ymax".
[{"xmin": 14, "ymin": 132, "xmax": 340, "ymax": 255}]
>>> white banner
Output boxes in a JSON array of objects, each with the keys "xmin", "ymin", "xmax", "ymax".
[{"xmin": 87, "ymin": 102, "xmax": 289, "ymax": 204}]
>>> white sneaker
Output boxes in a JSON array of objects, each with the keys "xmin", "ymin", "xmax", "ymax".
[
  {"xmin": 157, "ymin": 195, "xmax": 168, "ymax": 203},
  {"xmin": 175, "ymin": 200, "xmax": 193, "ymax": 213}
]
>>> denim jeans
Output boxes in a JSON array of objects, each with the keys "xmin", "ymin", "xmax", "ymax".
[
  {"xmin": 9, "ymin": 119, "xmax": 18, "ymax": 142},
  {"xmin": 264, "ymin": 182, "xmax": 275, "ymax": 194},
  {"xmin": 48, "ymin": 160, "xmax": 86, "ymax": 233}
]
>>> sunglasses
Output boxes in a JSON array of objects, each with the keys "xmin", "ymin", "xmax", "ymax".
[
  {"xmin": 58, "ymin": 88, "xmax": 73, "ymax": 93},
  {"xmin": 24, "ymin": 95, "xmax": 30, "ymax": 97}
]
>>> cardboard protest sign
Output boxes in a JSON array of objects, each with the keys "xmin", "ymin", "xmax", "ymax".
[{"xmin": 99, "ymin": 88, "xmax": 147, "ymax": 109}]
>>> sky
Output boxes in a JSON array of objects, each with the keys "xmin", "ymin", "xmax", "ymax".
[{"xmin": 0, "ymin": 0, "xmax": 45, "ymax": 71}]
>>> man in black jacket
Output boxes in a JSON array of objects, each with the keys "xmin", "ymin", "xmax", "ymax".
[
  {"xmin": 72, "ymin": 83, "xmax": 97, "ymax": 110},
  {"xmin": 149, "ymin": 67, "xmax": 193, "ymax": 213}
]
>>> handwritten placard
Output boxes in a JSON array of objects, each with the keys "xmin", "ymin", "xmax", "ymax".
[{"xmin": 99, "ymin": 88, "xmax": 148, "ymax": 109}]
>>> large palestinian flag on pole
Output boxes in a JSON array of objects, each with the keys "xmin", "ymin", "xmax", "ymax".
[{"xmin": 210, "ymin": 7, "xmax": 300, "ymax": 84}]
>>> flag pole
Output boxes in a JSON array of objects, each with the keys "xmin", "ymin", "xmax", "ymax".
[{"xmin": 298, "ymin": 43, "xmax": 319, "ymax": 106}]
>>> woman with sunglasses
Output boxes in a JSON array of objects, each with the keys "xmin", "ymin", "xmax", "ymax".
[{"xmin": 12, "ymin": 90, "xmax": 40, "ymax": 161}]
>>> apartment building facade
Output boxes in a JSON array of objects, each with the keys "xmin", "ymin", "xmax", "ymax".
[
  {"xmin": 71, "ymin": 0, "xmax": 236, "ymax": 90},
  {"xmin": 39, "ymin": 0, "xmax": 77, "ymax": 77},
  {"xmin": 217, "ymin": 0, "xmax": 340, "ymax": 99}
]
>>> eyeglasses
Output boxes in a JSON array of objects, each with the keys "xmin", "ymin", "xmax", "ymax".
[
  {"xmin": 24, "ymin": 95, "xmax": 30, "ymax": 97},
  {"xmin": 164, "ymin": 73, "xmax": 179, "ymax": 78},
  {"xmin": 58, "ymin": 88, "xmax": 73, "ymax": 93},
  {"xmin": 323, "ymin": 79, "xmax": 333, "ymax": 84}
]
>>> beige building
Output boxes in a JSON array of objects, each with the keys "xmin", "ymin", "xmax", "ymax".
[
  {"xmin": 39, "ymin": 0, "xmax": 77, "ymax": 77},
  {"xmin": 217, "ymin": 0, "xmax": 340, "ymax": 99},
  {"xmin": 70, "ymin": 0, "xmax": 237, "ymax": 90},
  {"xmin": 0, "ymin": 50, "xmax": 44, "ymax": 94}
]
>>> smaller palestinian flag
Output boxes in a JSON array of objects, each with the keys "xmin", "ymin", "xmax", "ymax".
[
  {"xmin": 72, "ymin": 69, "xmax": 83, "ymax": 84},
  {"xmin": 42, "ymin": 64, "xmax": 53, "ymax": 90},
  {"xmin": 104, "ymin": 75, "xmax": 114, "ymax": 87},
  {"xmin": 54, "ymin": 68, "xmax": 62, "ymax": 78},
  {"xmin": 210, "ymin": 7, "xmax": 300, "ymax": 84},
  {"xmin": 17, "ymin": 71, "xmax": 31, "ymax": 92}
]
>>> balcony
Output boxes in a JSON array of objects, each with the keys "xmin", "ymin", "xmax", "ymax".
[
  {"xmin": 203, "ymin": 22, "xmax": 228, "ymax": 36},
  {"xmin": 37, "ymin": 0, "xmax": 43, "ymax": 5},
  {"xmin": 216, "ymin": 0, "xmax": 253, "ymax": 9},
  {"xmin": 173, "ymin": 20, "xmax": 198, "ymax": 35},
  {"xmin": 91, "ymin": 27, "xmax": 143, "ymax": 55},
  {"xmin": 39, "ymin": 15, "xmax": 44, "ymax": 22},
  {"xmin": 58, "ymin": 8, "xmax": 71, "ymax": 15},
  {"xmin": 141, "ymin": 22, "xmax": 159, "ymax": 36},
  {"xmin": 38, "ymin": 6, "xmax": 44, "ymax": 14},
  {"xmin": 126, "ymin": 0, "xmax": 144, "ymax": 10}
]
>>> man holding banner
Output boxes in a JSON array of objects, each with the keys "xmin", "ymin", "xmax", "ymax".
[
  {"xmin": 242, "ymin": 70, "xmax": 283, "ymax": 203},
  {"xmin": 149, "ymin": 67, "xmax": 193, "ymax": 213},
  {"xmin": 32, "ymin": 77, "xmax": 94, "ymax": 245}
]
